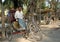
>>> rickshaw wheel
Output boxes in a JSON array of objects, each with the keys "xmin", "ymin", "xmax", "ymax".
[{"xmin": 5, "ymin": 27, "xmax": 13, "ymax": 41}]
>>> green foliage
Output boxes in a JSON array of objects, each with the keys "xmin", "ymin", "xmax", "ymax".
[{"xmin": 41, "ymin": 2, "xmax": 46, "ymax": 9}]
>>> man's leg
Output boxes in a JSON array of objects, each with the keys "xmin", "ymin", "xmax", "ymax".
[{"xmin": 18, "ymin": 19, "xmax": 27, "ymax": 30}]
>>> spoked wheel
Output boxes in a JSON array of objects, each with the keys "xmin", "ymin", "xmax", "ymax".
[
  {"xmin": 27, "ymin": 22, "xmax": 42, "ymax": 42},
  {"xmin": 5, "ymin": 27, "xmax": 13, "ymax": 41}
]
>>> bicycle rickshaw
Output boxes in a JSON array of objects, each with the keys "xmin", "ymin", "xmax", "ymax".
[{"xmin": 5, "ymin": 18, "xmax": 29, "ymax": 40}]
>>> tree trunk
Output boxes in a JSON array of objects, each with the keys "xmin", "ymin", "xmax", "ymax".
[{"xmin": 1, "ymin": 3, "xmax": 5, "ymax": 39}]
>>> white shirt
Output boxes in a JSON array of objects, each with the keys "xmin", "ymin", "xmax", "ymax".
[{"xmin": 15, "ymin": 10, "xmax": 24, "ymax": 19}]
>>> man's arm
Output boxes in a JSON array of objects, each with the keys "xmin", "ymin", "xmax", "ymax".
[{"xmin": 15, "ymin": 12, "xmax": 18, "ymax": 21}]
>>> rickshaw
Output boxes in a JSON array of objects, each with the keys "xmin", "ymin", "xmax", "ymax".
[
  {"xmin": 5, "ymin": 19, "xmax": 29, "ymax": 41},
  {"xmin": 5, "ymin": 12, "xmax": 29, "ymax": 40}
]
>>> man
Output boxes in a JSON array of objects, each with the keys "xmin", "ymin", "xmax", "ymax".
[
  {"xmin": 15, "ymin": 6, "xmax": 26, "ymax": 30},
  {"xmin": 7, "ymin": 7, "xmax": 16, "ymax": 23}
]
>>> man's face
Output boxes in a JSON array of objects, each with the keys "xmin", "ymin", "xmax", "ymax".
[{"xmin": 18, "ymin": 7, "xmax": 22, "ymax": 11}]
